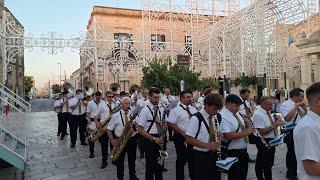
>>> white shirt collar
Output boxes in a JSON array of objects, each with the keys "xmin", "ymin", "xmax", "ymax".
[{"xmin": 307, "ymin": 110, "xmax": 320, "ymax": 121}]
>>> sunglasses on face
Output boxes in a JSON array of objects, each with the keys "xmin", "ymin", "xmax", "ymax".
[{"xmin": 107, "ymin": 96, "xmax": 114, "ymax": 98}]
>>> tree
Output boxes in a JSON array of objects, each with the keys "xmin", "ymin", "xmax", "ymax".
[
  {"xmin": 141, "ymin": 59, "xmax": 202, "ymax": 95},
  {"xmin": 51, "ymin": 84, "xmax": 61, "ymax": 94},
  {"xmin": 24, "ymin": 76, "xmax": 34, "ymax": 95},
  {"xmin": 199, "ymin": 77, "xmax": 220, "ymax": 90}
]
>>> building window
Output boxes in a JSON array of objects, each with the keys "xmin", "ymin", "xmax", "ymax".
[
  {"xmin": 185, "ymin": 36, "xmax": 192, "ymax": 56},
  {"xmin": 151, "ymin": 34, "xmax": 165, "ymax": 51},
  {"xmin": 113, "ymin": 33, "xmax": 134, "ymax": 58}
]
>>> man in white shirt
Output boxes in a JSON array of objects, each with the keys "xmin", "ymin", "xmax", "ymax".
[
  {"xmin": 137, "ymin": 88, "xmax": 149, "ymax": 159},
  {"xmin": 68, "ymin": 89, "xmax": 87, "ymax": 148},
  {"xmin": 185, "ymin": 93, "xmax": 223, "ymax": 180},
  {"xmin": 94, "ymin": 91, "xmax": 113, "ymax": 169},
  {"xmin": 252, "ymin": 96, "xmax": 282, "ymax": 180},
  {"xmin": 294, "ymin": 82, "xmax": 320, "ymax": 180},
  {"xmin": 280, "ymin": 88, "xmax": 307, "ymax": 180},
  {"xmin": 239, "ymin": 88, "xmax": 255, "ymax": 118},
  {"xmin": 86, "ymin": 91, "xmax": 101, "ymax": 158},
  {"xmin": 137, "ymin": 87, "xmax": 165, "ymax": 180},
  {"xmin": 219, "ymin": 94, "xmax": 255, "ymax": 180},
  {"xmin": 53, "ymin": 93, "xmax": 63, "ymax": 137},
  {"xmin": 107, "ymin": 97, "xmax": 140, "ymax": 180},
  {"xmin": 59, "ymin": 90, "xmax": 73, "ymax": 140},
  {"xmin": 167, "ymin": 90, "xmax": 198, "ymax": 180}
]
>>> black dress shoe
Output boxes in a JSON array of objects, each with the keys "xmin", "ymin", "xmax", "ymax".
[
  {"xmin": 60, "ymin": 136, "xmax": 64, "ymax": 140},
  {"xmin": 81, "ymin": 142, "xmax": 88, "ymax": 146},
  {"xmin": 248, "ymin": 157, "xmax": 256, "ymax": 163},
  {"xmin": 57, "ymin": 132, "xmax": 61, "ymax": 136},
  {"xmin": 140, "ymin": 154, "xmax": 144, "ymax": 159},
  {"xmin": 100, "ymin": 162, "xmax": 108, "ymax": 169},
  {"xmin": 89, "ymin": 153, "xmax": 94, "ymax": 158},
  {"xmin": 70, "ymin": 144, "xmax": 75, "ymax": 148},
  {"xmin": 130, "ymin": 175, "xmax": 140, "ymax": 180},
  {"xmin": 162, "ymin": 167, "xmax": 168, "ymax": 172}
]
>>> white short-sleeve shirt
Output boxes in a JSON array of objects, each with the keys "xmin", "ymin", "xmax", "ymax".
[
  {"xmin": 167, "ymin": 102, "xmax": 198, "ymax": 132},
  {"xmin": 294, "ymin": 110, "xmax": 320, "ymax": 180},
  {"xmin": 186, "ymin": 109, "xmax": 218, "ymax": 152},
  {"xmin": 280, "ymin": 99, "xmax": 305, "ymax": 125},
  {"xmin": 136, "ymin": 102, "xmax": 164, "ymax": 134},
  {"xmin": 219, "ymin": 107, "xmax": 247, "ymax": 150},
  {"xmin": 86, "ymin": 100, "xmax": 100, "ymax": 118},
  {"xmin": 94, "ymin": 101, "xmax": 111, "ymax": 122},
  {"xmin": 54, "ymin": 99, "xmax": 62, "ymax": 113},
  {"xmin": 107, "ymin": 109, "xmax": 136, "ymax": 137},
  {"xmin": 252, "ymin": 107, "xmax": 276, "ymax": 138},
  {"xmin": 61, "ymin": 97, "xmax": 72, "ymax": 113},
  {"xmin": 69, "ymin": 97, "xmax": 86, "ymax": 116}
]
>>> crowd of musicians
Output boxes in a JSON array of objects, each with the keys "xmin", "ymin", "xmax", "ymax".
[{"xmin": 53, "ymin": 82, "xmax": 320, "ymax": 180}]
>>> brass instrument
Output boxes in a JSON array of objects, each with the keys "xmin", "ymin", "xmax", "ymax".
[
  {"xmin": 214, "ymin": 116, "xmax": 222, "ymax": 161},
  {"xmin": 243, "ymin": 114, "xmax": 271, "ymax": 150},
  {"xmin": 157, "ymin": 106, "xmax": 168, "ymax": 166},
  {"xmin": 109, "ymin": 106, "xmax": 143, "ymax": 161},
  {"xmin": 89, "ymin": 105, "xmax": 122, "ymax": 142}
]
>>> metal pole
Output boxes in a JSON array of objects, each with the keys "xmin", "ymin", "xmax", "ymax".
[{"xmin": 57, "ymin": 63, "xmax": 61, "ymax": 87}]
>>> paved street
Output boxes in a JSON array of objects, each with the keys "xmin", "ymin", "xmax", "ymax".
[{"xmin": 24, "ymin": 99, "xmax": 289, "ymax": 180}]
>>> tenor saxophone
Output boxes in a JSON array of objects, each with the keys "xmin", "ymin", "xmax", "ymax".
[
  {"xmin": 89, "ymin": 105, "xmax": 122, "ymax": 142},
  {"xmin": 109, "ymin": 107, "xmax": 143, "ymax": 161}
]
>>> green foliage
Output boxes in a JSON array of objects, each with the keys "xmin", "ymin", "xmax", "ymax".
[
  {"xmin": 199, "ymin": 77, "xmax": 220, "ymax": 90},
  {"xmin": 142, "ymin": 59, "xmax": 220, "ymax": 95},
  {"xmin": 51, "ymin": 84, "xmax": 61, "ymax": 94},
  {"xmin": 233, "ymin": 75, "xmax": 257, "ymax": 87},
  {"xmin": 24, "ymin": 76, "xmax": 34, "ymax": 95}
]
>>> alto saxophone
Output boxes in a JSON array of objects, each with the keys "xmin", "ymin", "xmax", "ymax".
[
  {"xmin": 89, "ymin": 105, "xmax": 122, "ymax": 142},
  {"xmin": 109, "ymin": 106, "xmax": 143, "ymax": 161},
  {"xmin": 157, "ymin": 107, "xmax": 168, "ymax": 166}
]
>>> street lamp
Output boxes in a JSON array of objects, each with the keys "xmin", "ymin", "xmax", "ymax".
[{"xmin": 57, "ymin": 63, "xmax": 61, "ymax": 88}]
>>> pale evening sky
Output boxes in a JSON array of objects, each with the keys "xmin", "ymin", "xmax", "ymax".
[{"xmin": 6, "ymin": 0, "xmax": 250, "ymax": 89}]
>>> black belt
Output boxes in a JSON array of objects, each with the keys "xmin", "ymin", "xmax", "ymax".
[{"xmin": 227, "ymin": 148, "xmax": 247, "ymax": 154}]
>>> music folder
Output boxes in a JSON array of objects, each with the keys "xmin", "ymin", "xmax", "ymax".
[{"xmin": 216, "ymin": 157, "xmax": 238, "ymax": 171}]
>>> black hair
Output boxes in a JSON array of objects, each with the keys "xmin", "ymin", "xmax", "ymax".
[
  {"xmin": 76, "ymin": 89, "xmax": 82, "ymax": 93},
  {"xmin": 120, "ymin": 91, "xmax": 126, "ymax": 96},
  {"xmin": 95, "ymin": 91, "xmax": 102, "ymax": 97},
  {"xmin": 306, "ymin": 82, "xmax": 320, "ymax": 102},
  {"xmin": 225, "ymin": 94, "xmax": 243, "ymax": 105},
  {"xmin": 180, "ymin": 90, "xmax": 193, "ymax": 99},
  {"xmin": 240, "ymin": 88, "xmax": 250, "ymax": 95},
  {"xmin": 149, "ymin": 87, "xmax": 161, "ymax": 96},
  {"xmin": 289, "ymin": 88, "xmax": 304, "ymax": 98}
]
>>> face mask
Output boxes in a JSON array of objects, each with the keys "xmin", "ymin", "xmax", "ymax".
[{"xmin": 77, "ymin": 93, "xmax": 84, "ymax": 100}]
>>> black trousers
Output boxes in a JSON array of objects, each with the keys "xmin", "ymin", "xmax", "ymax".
[
  {"xmin": 144, "ymin": 136, "xmax": 163, "ymax": 180},
  {"xmin": 227, "ymin": 149, "xmax": 249, "ymax": 180},
  {"xmin": 89, "ymin": 141, "xmax": 95, "ymax": 154},
  {"xmin": 99, "ymin": 132, "xmax": 109, "ymax": 163},
  {"xmin": 173, "ymin": 134, "xmax": 194, "ymax": 180},
  {"xmin": 57, "ymin": 113, "xmax": 63, "ymax": 134},
  {"xmin": 115, "ymin": 135, "xmax": 138, "ymax": 179},
  {"xmin": 286, "ymin": 139, "xmax": 297, "ymax": 177},
  {"xmin": 138, "ymin": 134, "xmax": 145, "ymax": 157},
  {"xmin": 255, "ymin": 138, "xmax": 276, "ymax": 180},
  {"xmin": 60, "ymin": 112, "xmax": 70, "ymax": 138},
  {"xmin": 69, "ymin": 114, "xmax": 86, "ymax": 144},
  {"xmin": 193, "ymin": 150, "xmax": 220, "ymax": 180}
]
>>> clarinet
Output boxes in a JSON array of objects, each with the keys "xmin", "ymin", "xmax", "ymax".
[{"xmin": 157, "ymin": 106, "xmax": 168, "ymax": 166}]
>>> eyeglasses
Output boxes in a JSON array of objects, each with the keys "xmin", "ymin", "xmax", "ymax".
[{"xmin": 107, "ymin": 96, "xmax": 114, "ymax": 98}]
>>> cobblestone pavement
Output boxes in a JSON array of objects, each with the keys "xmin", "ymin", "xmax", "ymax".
[{"xmin": 24, "ymin": 99, "xmax": 289, "ymax": 180}]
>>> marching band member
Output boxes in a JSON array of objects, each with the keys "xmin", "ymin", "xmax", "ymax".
[
  {"xmin": 219, "ymin": 94, "xmax": 254, "ymax": 180},
  {"xmin": 239, "ymin": 88, "xmax": 256, "ymax": 163},
  {"xmin": 60, "ymin": 90, "xmax": 73, "ymax": 140},
  {"xmin": 167, "ymin": 90, "xmax": 198, "ymax": 180},
  {"xmin": 239, "ymin": 88, "xmax": 255, "ymax": 118},
  {"xmin": 137, "ymin": 87, "xmax": 166, "ymax": 180},
  {"xmin": 53, "ymin": 93, "xmax": 63, "ymax": 137},
  {"xmin": 94, "ymin": 91, "xmax": 113, "ymax": 169},
  {"xmin": 160, "ymin": 88, "xmax": 175, "ymax": 105},
  {"xmin": 280, "ymin": 88, "xmax": 307, "ymax": 180},
  {"xmin": 86, "ymin": 91, "xmax": 101, "ymax": 158},
  {"xmin": 137, "ymin": 88, "xmax": 149, "ymax": 159},
  {"xmin": 68, "ymin": 89, "xmax": 87, "ymax": 148},
  {"xmin": 294, "ymin": 82, "xmax": 320, "ymax": 180},
  {"xmin": 105, "ymin": 91, "xmax": 116, "ymax": 113},
  {"xmin": 107, "ymin": 97, "xmax": 140, "ymax": 180},
  {"xmin": 186, "ymin": 93, "xmax": 223, "ymax": 180},
  {"xmin": 252, "ymin": 96, "xmax": 282, "ymax": 180}
]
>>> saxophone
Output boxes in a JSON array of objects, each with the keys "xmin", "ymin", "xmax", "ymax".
[
  {"xmin": 109, "ymin": 106, "xmax": 143, "ymax": 161},
  {"xmin": 89, "ymin": 104, "xmax": 122, "ymax": 142},
  {"xmin": 157, "ymin": 107, "xmax": 168, "ymax": 166}
]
